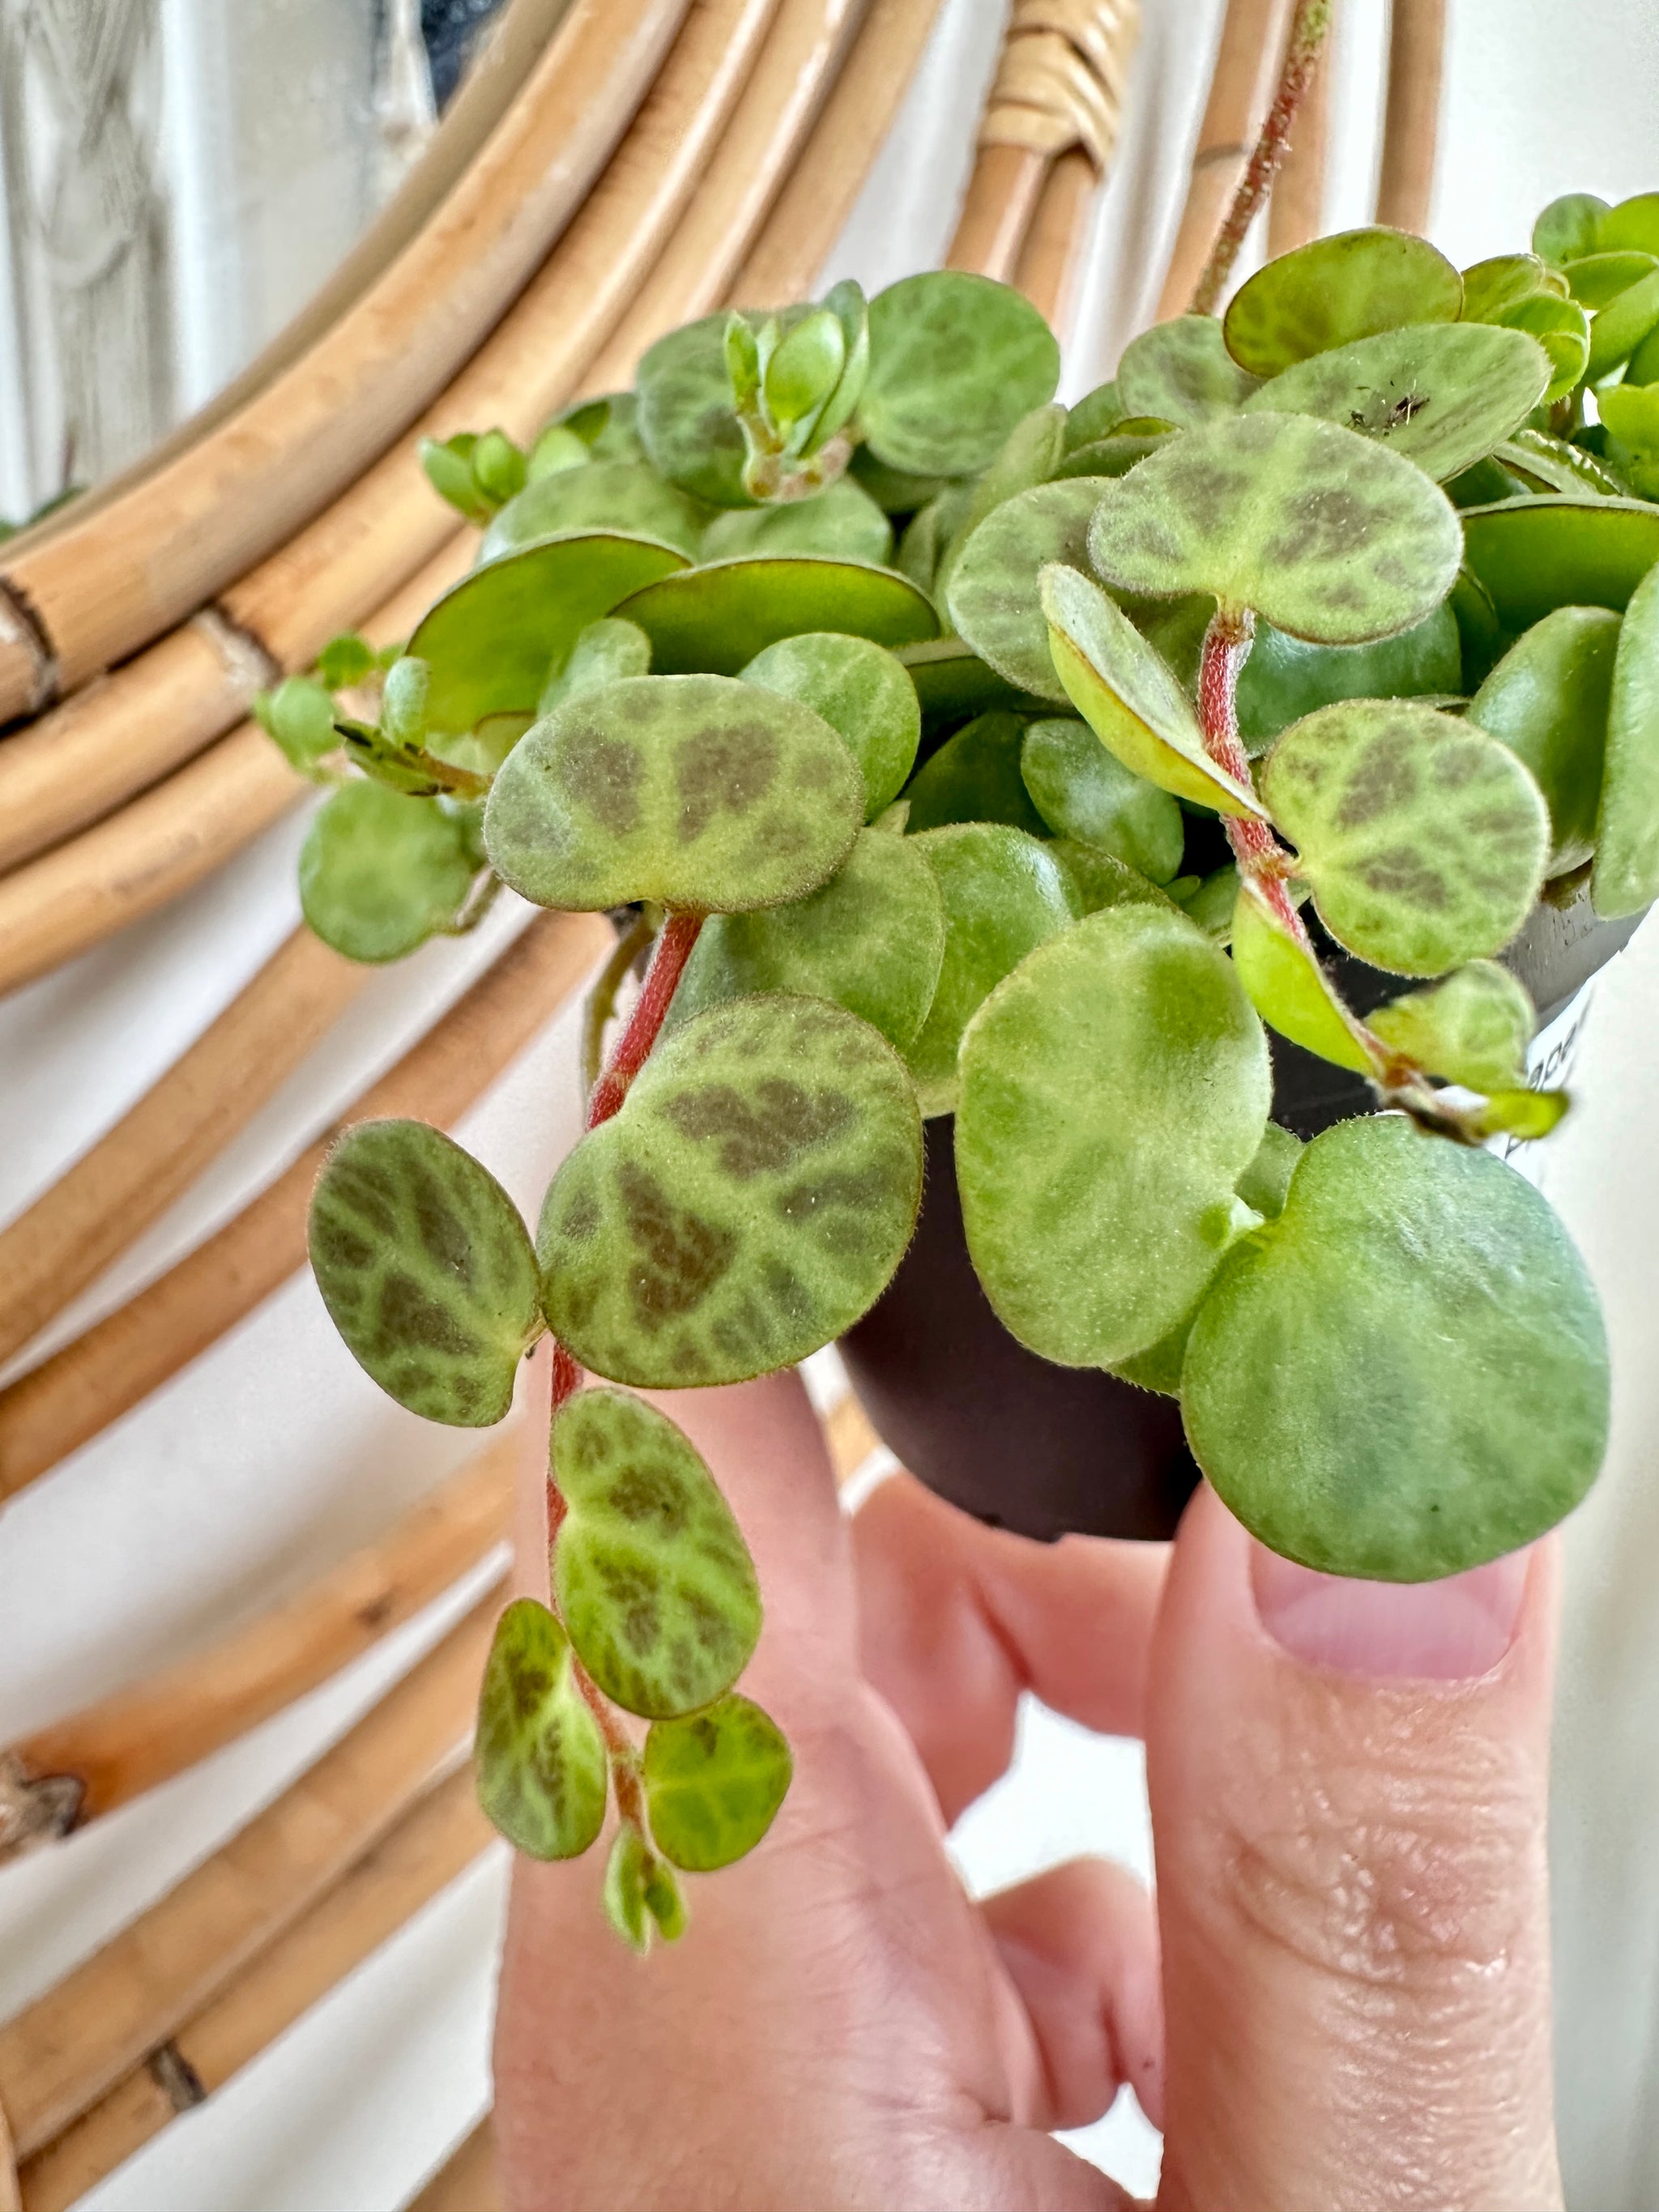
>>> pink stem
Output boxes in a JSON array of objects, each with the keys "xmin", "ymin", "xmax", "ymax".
[
  {"xmin": 1190, "ymin": 0, "xmax": 1334, "ymax": 315},
  {"xmin": 1197, "ymin": 608, "xmax": 1306, "ymax": 938}
]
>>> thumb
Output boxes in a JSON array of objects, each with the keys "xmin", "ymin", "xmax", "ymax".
[{"xmin": 1148, "ymin": 1483, "xmax": 1561, "ymax": 2212}]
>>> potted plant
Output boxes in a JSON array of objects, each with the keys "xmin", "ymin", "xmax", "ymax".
[{"xmin": 259, "ymin": 181, "xmax": 1659, "ymax": 1947}]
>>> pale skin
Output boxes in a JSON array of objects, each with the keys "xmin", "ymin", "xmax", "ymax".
[{"xmin": 496, "ymin": 1351, "xmax": 1563, "ymax": 2212}]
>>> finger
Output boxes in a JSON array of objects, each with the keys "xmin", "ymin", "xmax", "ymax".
[
  {"xmin": 981, "ymin": 1856, "xmax": 1164, "ymax": 2134},
  {"xmin": 852, "ymin": 1472, "xmax": 1168, "ymax": 1822},
  {"xmin": 1149, "ymin": 1483, "xmax": 1561, "ymax": 2212}
]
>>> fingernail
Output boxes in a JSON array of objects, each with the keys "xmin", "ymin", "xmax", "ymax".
[{"xmin": 1251, "ymin": 1543, "xmax": 1531, "ymax": 1681}]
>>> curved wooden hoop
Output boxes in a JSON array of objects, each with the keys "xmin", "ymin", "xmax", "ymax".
[{"xmin": 0, "ymin": 0, "xmax": 689, "ymax": 722}]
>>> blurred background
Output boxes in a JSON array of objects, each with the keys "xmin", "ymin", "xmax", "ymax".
[{"xmin": 1, "ymin": 2, "xmax": 1657, "ymax": 2206}]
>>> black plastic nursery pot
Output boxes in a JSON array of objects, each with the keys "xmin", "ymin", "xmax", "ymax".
[{"xmin": 838, "ymin": 881, "xmax": 1645, "ymax": 1546}]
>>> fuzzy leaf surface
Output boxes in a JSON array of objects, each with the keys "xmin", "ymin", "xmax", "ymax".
[
  {"xmin": 956, "ymin": 903, "xmax": 1270, "ymax": 1366},
  {"xmin": 904, "ymin": 824, "xmax": 1075, "ymax": 1115},
  {"xmin": 1468, "ymin": 606, "xmax": 1621, "ymax": 874},
  {"xmin": 480, "ymin": 462, "xmax": 709, "ymax": 562},
  {"xmin": 476, "ymin": 1600, "xmax": 608, "ymax": 1859},
  {"xmin": 1047, "ymin": 840, "xmax": 1177, "ymax": 918},
  {"xmin": 1020, "ymin": 715, "xmax": 1184, "ymax": 880},
  {"xmin": 615, "ymin": 556, "xmax": 936, "ymax": 676},
  {"xmin": 408, "ymin": 534, "xmax": 685, "ymax": 731},
  {"xmin": 1086, "ymin": 413, "xmax": 1461, "ymax": 646},
  {"xmin": 1592, "ymin": 561, "xmax": 1659, "ymax": 918},
  {"xmin": 1459, "ymin": 497, "xmax": 1659, "ymax": 629},
  {"xmin": 945, "ymin": 478, "xmax": 1112, "ymax": 702},
  {"xmin": 635, "ymin": 313, "xmax": 750, "ymax": 505},
  {"xmin": 483, "ymin": 674, "xmax": 860, "ymax": 913},
  {"xmin": 741, "ymin": 632, "xmax": 920, "ymax": 818},
  {"xmin": 669, "ymin": 829, "xmax": 946, "ymax": 1051},
  {"xmin": 538, "ymin": 617, "xmax": 652, "ymax": 714},
  {"xmin": 1262, "ymin": 700, "xmax": 1549, "ymax": 974},
  {"xmin": 539, "ymin": 995, "xmax": 923, "ymax": 1383},
  {"xmin": 902, "ymin": 710, "xmax": 1048, "ymax": 836},
  {"xmin": 309, "ymin": 1119, "xmax": 541, "ymax": 1425},
  {"xmin": 1182, "ymin": 1115, "xmax": 1610, "ymax": 1579},
  {"xmin": 860, "ymin": 272, "xmax": 1060, "ymax": 475},
  {"xmin": 1243, "ymin": 323, "xmax": 1548, "ymax": 482},
  {"xmin": 1368, "ymin": 961, "xmax": 1534, "ymax": 1090},
  {"xmin": 1221, "ymin": 227, "xmax": 1463, "ymax": 376},
  {"xmin": 702, "ymin": 479, "xmax": 893, "ymax": 566},
  {"xmin": 552, "ymin": 1388, "xmax": 760, "ymax": 1719},
  {"xmin": 1116, "ymin": 314, "xmax": 1263, "ymax": 424},
  {"xmin": 644, "ymin": 1694, "xmax": 792, "ymax": 1869},
  {"xmin": 299, "ymin": 783, "xmax": 480, "ymax": 962},
  {"xmin": 1041, "ymin": 564, "xmax": 1263, "ymax": 813}
]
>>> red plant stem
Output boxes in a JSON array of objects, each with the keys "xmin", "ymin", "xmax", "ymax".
[
  {"xmin": 1190, "ymin": 0, "xmax": 1334, "ymax": 315},
  {"xmin": 1197, "ymin": 607, "xmax": 1306, "ymax": 940}
]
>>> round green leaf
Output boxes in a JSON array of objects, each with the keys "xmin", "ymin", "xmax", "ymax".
[
  {"xmin": 1597, "ymin": 193, "xmax": 1659, "ymax": 256},
  {"xmin": 1183, "ymin": 1115, "xmax": 1610, "ymax": 1579},
  {"xmin": 1592, "ymin": 560, "xmax": 1659, "ymax": 918},
  {"xmin": 740, "ymin": 631, "xmax": 920, "ymax": 817},
  {"xmin": 1230, "ymin": 881, "xmax": 1373, "ymax": 1072},
  {"xmin": 1262, "ymin": 700, "xmax": 1550, "ymax": 975},
  {"xmin": 1048, "ymin": 838, "xmax": 1176, "ymax": 918},
  {"xmin": 1243, "ymin": 323, "xmax": 1549, "ymax": 482},
  {"xmin": 476, "ymin": 1600, "xmax": 608, "ymax": 1860},
  {"xmin": 603, "ymin": 1825, "xmax": 651, "ymax": 1951},
  {"xmin": 1459, "ymin": 496, "xmax": 1659, "ymax": 629},
  {"xmin": 309, "ymin": 1119, "xmax": 541, "ymax": 1426},
  {"xmin": 1116, "ymin": 314, "xmax": 1264, "ymax": 424},
  {"xmin": 408, "ymin": 533, "xmax": 686, "ymax": 731},
  {"xmin": 1064, "ymin": 379, "xmax": 1126, "ymax": 446},
  {"xmin": 255, "ymin": 675, "xmax": 339, "ymax": 777},
  {"xmin": 1367, "ymin": 961, "xmax": 1534, "ymax": 1091},
  {"xmin": 299, "ymin": 783, "xmax": 480, "ymax": 962},
  {"xmin": 1235, "ymin": 601, "xmax": 1462, "ymax": 755},
  {"xmin": 1587, "ymin": 268, "xmax": 1659, "ymax": 378},
  {"xmin": 643, "ymin": 1694, "xmax": 792, "ymax": 1870},
  {"xmin": 902, "ymin": 710, "xmax": 1048, "ymax": 837},
  {"xmin": 1086, "ymin": 412, "xmax": 1463, "ymax": 646},
  {"xmin": 552, "ymin": 1388, "xmax": 760, "ymax": 1719},
  {"xmin": 1020, "ymin": 715, "xmax": 1184, "ymax": 880},
  {"xmin": 1040, "ymin": 562, "xmax": 1264, "ymax": 815},
  {"xmin": 904, "ymin": 823, "xmax": 1075, "ymax": 1116},
  {"xmin": 1055, "ymin": 431, "xmax": 1174, "ymax": 481},
  {"xmin": 483, "ymin": 673, "xmax": 861, "ymax": 914},
  {"xmin": 1222, "ymin": 227, "xmax": 1463, "ymax": 377},
  {"xmin": 668, "ymin": 828, "xmax": 946, "ymax": 1051},
  {"xmin": 945, "ymin": 478, "xmax": 1113, "ymax": 704},
  {"xmin": 1490, "ymin": 428, "xmax": 1624, "ymax": 499},
  {"xmin": 538, "ymin": 995, "xmax": 923, "ymax": 1383},
  {"xmin": 1459, "ymin": 254, "xmax": 1566, "ymax": 322},
  {"xmin": 480, "ymin": 462, "xmax": 709, "ymax": 562},
  {"xmin": 1533, "ymin": 192, "xmax": 1610, "ymax": 267},
  {"xmin": 1486, "ymin": 292, "xmax": 1589, "ymax": 405},
  {"xmin": 1468, "ymin": 605, "xmax": 1622, "ymax": 874},
  {"xmin": 936, "ymin": 406, "xmax": 1069, "ymax": 597},
  {"xmin": 635, "ymin": 313, "xmax": 750, "ymax": 505},
  {"xmin": 700, "ymin": 478, "xmax": 893, "ymax": 566},
  {"xmin": 957, "ymin": 903, "xmax": 1270, "ymax": 1366},
  {"xmin": 537, "ymin": 616, "xmax": 653, "ymax": 714},
  {"xmin": 614, "ymin": 556, "xmax": 936, "ymax": 676},
  {"xmin": 859, "ymin": 271, "xmax": 1060, "ymax": 475},
  {"xmin": 1562, "ymin": 250, "xmax": 1658, "ymax": 309}
]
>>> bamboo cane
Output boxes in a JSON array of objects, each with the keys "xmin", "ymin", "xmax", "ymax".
[
  {"xmin": 0, "ymin": 0, "xmax": 690, "ymax": 723},
  {"xmin": 16, "ymin": 1766, "xmax": 495, "ymax": 2212},
  {"xmin": 582, "ymin": 0, "xmax": 867, "ymax": 392},
  {"xmin": 0, "ymin": 929, "xmax": 365, "ymax": 1366},
  {"xmin": 949, "ymin": 143, "xmax": 1052, "ymax": 283},
  {"xmin": 0, "ymin": 2103, "xmax": 15, "ymax": 2212},
  {"xmin": 410, "ymin": 2120, "xmax": 500, "ymax": 2212},
  {"xmin": 1154, "ymin": 0, "xmax": 1294, "ymax": 318},
  {"xmin": 0, "ymin": 1589, "xmax": 500, "ymax": 2163},
  {"xmin": 1374, "ymin": 0, "xmax": 1444, "ymax": 234},
  {"xmin": 825, "ymin": 1388, "xmax": 882, "ymax": 1485},
  {"xmin": 0, "ymin": 0, "xmax": 580, "ymax": 567},
  {"xmin": 0, "ymin": 1439, "xmax": 513, "ymax": 1858},
  {"xmin": 0, "ymin": 0, "xmax": 775, "ymax": 889},
  {"xmin": 1266, "ymin": 0, "xmax": 1332, "ymax": 255},
  {"xmin": 1013, "ymin": 143, "xmax": 1099, "ymax": 327},
  {"xmin": 731, "ymin": 0, "xmax": 953, "ymax": 303},
  {"xmin": 0, "ymin": 910, "xmax": 608, "ymax": 1507}
]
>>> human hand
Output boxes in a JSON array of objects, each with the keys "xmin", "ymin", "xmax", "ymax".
[{"xmin": 494, "ymin": 1362, "xmax": 1560, "ymax": 2211}]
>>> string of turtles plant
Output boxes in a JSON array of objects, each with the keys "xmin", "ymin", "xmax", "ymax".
[{"xmin": 262, "ymin": 182, "xmax": 1659, "ymax": 1947}]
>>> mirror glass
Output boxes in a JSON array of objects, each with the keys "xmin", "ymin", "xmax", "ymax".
[{"xmin": 0, "ymin": 0, "xmax": 517, "ymax": 534}]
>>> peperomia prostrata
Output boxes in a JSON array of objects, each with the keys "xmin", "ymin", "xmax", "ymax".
[{"xmin": 270, "ymin": 190, "xmax": 1659, "ymax": 1942}]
